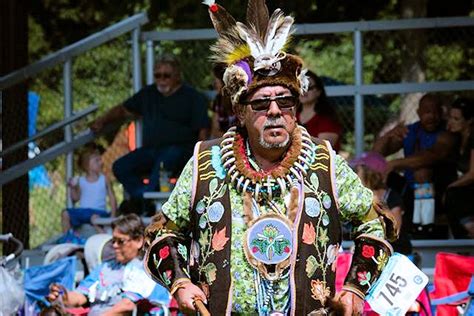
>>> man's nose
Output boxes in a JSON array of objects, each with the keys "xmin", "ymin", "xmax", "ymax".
[{"xmin": 266, "ymin": 100, "xmax": 282, "ymax": 116}]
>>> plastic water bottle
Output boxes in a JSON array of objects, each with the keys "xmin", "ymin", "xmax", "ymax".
[{"xmin": 159, "ymin": 162, "xmax": 171, "ymax": 192}]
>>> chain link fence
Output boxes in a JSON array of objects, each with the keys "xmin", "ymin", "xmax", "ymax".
[{"xmin": 1, "ymin": 18, "xmax": 474, "ymax": 250}]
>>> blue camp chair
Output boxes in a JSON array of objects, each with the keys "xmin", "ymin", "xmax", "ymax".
[{"xmin": 23, "ymin": 256, "xmax": 77, "ymax": 312}]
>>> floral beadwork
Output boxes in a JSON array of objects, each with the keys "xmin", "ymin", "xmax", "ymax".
[
  {"xmin": 194, "ymin": 176, "xmax": 229, "ymax": 285},
  {"xmin": 177, "ymin": 243, "xmax": 188, "ymax": 261},
  {"xmin": 357, "ymin": 271, "xmax": 371, "ymax": 287},
  {"xmin": 153, "ymin": 246, "xmax": 172, "ymax": 286},
  {"xmin": 250, "ymin": 224, "xmax": 291, "ymax": 261},
  {"xmin": 361, "ymin": 245, "xmax": 389, "ymax": 271},
  {"xmin": 302, "ymin": 222, "xmax": 316, "ymax": 245},
  {"xmin": 362, "ymin": 245, "xmax": 375, "ymax": 258},
  {"xmin": 310, "ymin": 279, "xmax": 331, "ymax": 305},
  {"xmin": 376, "ymin": 249, "xmax": 389, "ymax": 271},
  {"xmin": 301, "ymin": 151, "xmax": 341, "ymax": 305},
  {"xmin": 208, "ymin": 202, "xmax": 225, "ymax": 222},
  {"xmin": 212, "ymin": 227, "xmax": 229, "ymax": 252},
  {"xmin": 159, "ymin": 246, "xmax": 170, "ymax": 259}
]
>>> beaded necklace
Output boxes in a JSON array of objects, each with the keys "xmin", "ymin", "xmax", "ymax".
[{"xmin": 220, "ymin": 125, "xmax": 315, "ymax": 201}]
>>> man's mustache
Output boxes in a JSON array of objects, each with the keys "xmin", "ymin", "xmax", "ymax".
[{"xmin": 263, "ymin": 117, "xmax": 286, "ymax": 129}]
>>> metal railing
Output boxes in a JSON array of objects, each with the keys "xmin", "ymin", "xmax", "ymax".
[
  {"xmin": 0, "ymin": 13, "xmax": 149, "ymax": 194},
  {"xmin": 0, "ymin": 104, "xmax": 97, "ymax": 159},
  {"xmin": 0, "ymin": 13, "xmax": 148, "ymax": 90}
]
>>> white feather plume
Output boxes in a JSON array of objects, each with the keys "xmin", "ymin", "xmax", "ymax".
[
  {"xmin": 266, "ymin": 15, "xmax": 294, "ymax": 55},
  {"xmin": 236, "ymin": 22, "xmax": 264, "ymax": 59},
  {"xmin": 263, "ymin": 9, "xmax": 283, "ymax": 51},
  {"xmin": 235, "ymin": 8, "xmax": 294, "ymax": 71},
  {"xmin": 202, "ymin": 0, "xmax": 215, "ymax": 6},
  {"xmin": 298, "ymin": 69, "xmax": 310, "ymax": 94}
]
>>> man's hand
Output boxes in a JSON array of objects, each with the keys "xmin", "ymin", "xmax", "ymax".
[
  {"xmin": 373, "ymin": 123, "xmax": 407, "ymax": 156},
  {"xmin": 386, "ymin": 124, "xmax": 408, "ymax": 142},
  {"xmin": 335, "ymin": 290, "xmax": 364, "ymax": 316},
  {"xmin": 175, "ymin": 282, "xmax": 207, "ymax": 315},
  {"xmin": 89, "ymin": 104, "xmax": 133, "ymax": 134}
]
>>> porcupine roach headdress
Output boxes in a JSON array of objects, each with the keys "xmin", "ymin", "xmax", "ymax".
[{"xmin": 203, "ymin": 0, "xmax": 309, "ymax": 105}]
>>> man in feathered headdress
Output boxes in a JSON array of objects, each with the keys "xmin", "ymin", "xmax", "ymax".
[{"xmin": 144, "ymin": 1, "xmax": 398, "ymax": 314}]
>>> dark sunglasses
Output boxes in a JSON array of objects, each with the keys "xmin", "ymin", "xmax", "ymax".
[
  {"xmin": 154, "ymin": 72, "xmax": 172, "ymax": 79},
  {"xmin": 243, "ymin": 95, "xmax": 298, "ymax": 112},
  {"xmin": 111, "ymin": 237, "xmax": 131, "ymax": 246}
]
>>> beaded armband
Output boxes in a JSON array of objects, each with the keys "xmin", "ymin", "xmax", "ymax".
[
  {"xmin": 144, "ymin": 233, "xmax": 190, "ymax": 291},
  {"xmin": 342, "ymin": 234, "xmax": 393, "ymax": 298}
]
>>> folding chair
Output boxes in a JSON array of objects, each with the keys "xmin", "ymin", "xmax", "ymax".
[
  {"xmin": 430, "ymin": 252, "xmax": 474, "ymax": 316},
  {"xmin": 23, "ymin": 256, "xmax": 77, "ymax": 314}
]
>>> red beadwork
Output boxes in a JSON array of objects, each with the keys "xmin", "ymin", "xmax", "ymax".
[
  {"xmin": 362, "ymin": 245, "xmax": 375, "ymax": 258},
  {"xmin": 159, "ymin": 246, "xmax": 170, "ymax": 259}
]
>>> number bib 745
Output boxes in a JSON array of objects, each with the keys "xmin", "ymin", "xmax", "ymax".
[{"xmin": 366, "ymin": 253, "xmax": 429, "ymax": 315}]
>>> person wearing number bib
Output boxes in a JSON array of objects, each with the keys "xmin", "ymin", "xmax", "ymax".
[{"xmin": 143, "ymin": 1, "xmax": 398, "ymax": 315}]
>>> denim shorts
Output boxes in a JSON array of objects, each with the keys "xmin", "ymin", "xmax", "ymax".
[{"xmin": 66, "ymin": 208, "xmax": 110, "ymax": 227}]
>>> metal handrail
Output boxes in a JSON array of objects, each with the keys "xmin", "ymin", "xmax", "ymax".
[
  {"xmin": 0, "ymin": 129, "xmax": 95, "ymax": 187},
  {"xmin": 0, "ymin": 13, "xmax": 148, "ymax": 90},
  {"xmin": 142, "ymin": 16, "xmax": 474, "ymax": 41},
  {"xmin": 0, "ymin": 121, "xmax": 122, "ymax": 187},
  {"xmin": 0, "ymin": 104, "xmax": 97, "ymax": 158}
]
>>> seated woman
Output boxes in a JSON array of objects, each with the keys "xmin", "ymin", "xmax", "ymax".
[
  {"xmin": 445, "ymin": 97, "xmax": 474, "ymax": 238},
  {"xmin": 47, "ymin": 214, "xmax": 169, "ymax": 315},
  {"xmin": 298, "ymin": 70, "xmax": 343, "ymax": 151}
]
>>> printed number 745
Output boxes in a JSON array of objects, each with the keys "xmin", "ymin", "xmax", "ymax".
[{"xmin": 378, "ymin": 273, "xmax": 407, "ymax": 305}]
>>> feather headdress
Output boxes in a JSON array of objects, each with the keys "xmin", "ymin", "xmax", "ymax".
[{"xmin": 203, "ymin": 0, "xmax": 309, "ymax": 105}]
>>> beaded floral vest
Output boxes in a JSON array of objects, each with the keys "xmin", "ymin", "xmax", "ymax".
[{"xmin": 189, "ymin": 126, "xmax": 341, "ymax": 315}]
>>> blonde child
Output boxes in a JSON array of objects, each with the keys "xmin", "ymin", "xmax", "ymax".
[{"xmin": 61, "ymin": 144, "xmax": 117, "ymax": 236}]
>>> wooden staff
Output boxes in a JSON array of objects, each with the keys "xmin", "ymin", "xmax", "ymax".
[{"xmin": 193, "ymin": 298, "xmax": 211, "ymax": 316}]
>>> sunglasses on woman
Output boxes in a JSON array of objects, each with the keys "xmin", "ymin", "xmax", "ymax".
[
  {"xmin": 111, "ymin": 237, "xmax": 131, "ymax": 246},
  {"xmin": 243, "ymin": 95, "xmax": 297, "ymax": 112}
]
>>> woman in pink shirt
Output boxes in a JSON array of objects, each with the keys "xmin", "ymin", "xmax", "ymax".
[{"xmin": 298, "ymin": 70, "xmax": 343, "ymax": 151}]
